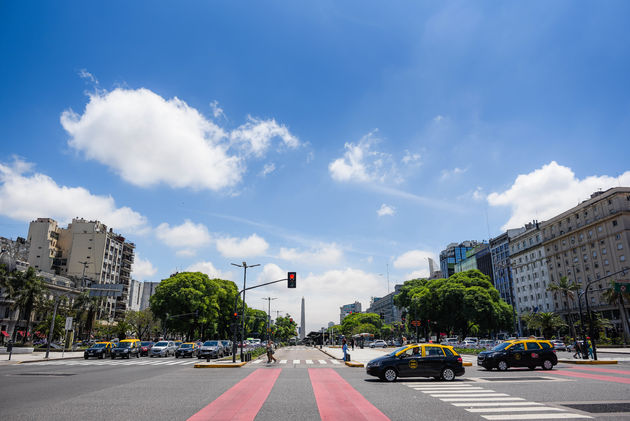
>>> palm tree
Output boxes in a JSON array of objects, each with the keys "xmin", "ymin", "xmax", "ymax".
[
  {"xmin": 10, "ymin": 267, "xmax": 45, "ymax": 343},
  {"xmin": 73, "ymin": 292, "xmax": 100, "ymax": 340},
  {"xmin": 603, "ymin": 283, "xmax": 630, "ymax": 344},
  {"xmin": 547, "ymin": 276, "xmax": 579, "ymax": 339}
]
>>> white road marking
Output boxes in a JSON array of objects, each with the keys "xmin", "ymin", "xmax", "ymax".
[
  {"xmin": 293, "ymin": 360, "xmax": 300, "ymax": 364},
  {"xmin": 468, "ymin": 407, "xmax": 566, "ymax": 413},
  {"xmin": 330, "ymin": 360, "xmax": 341, "ymax": 365},
  {"xmin": 431, "ymin": 393, "xmax": 510, "ymax": 398},
  {"xmin": 305, "ymin": 360, "xmax": 313, "ymax": 364},
  {"xmin": 482, "ymin": 414, "xmax": 591, "ymax": 420},
  {"xmin": 318, "ymin": 360, "xmax": 327, "ymax": 364},
  {"xmin": 419, "ymin": 388, "xmax": 487, "ymax": 393},
  {"xmin": 251, "ymin": 360, "xmax": 263, "ymax": 364},
  {"xmin": 452, "ymin": 402, "xmax": 544, "ymax": 407},
  {"xmin": 440, "ymin": 397, "xmax": 526, "ymax": 402},
  {"xmin": 280, "ymin": 360, "xmax": 287, "ymax": 364}
]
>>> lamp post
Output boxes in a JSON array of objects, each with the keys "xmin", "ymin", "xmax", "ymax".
[
  {"xmin": 231, "ymin": 262, "xmax": 260, "ymax": 363},
  {"xmin": 262, "ymin": 297, "xmax": 277, "ymax": 343}
]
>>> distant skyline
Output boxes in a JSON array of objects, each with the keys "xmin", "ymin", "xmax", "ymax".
[{"xmin": 1, "ymin": 2, "xmax": 630, "ymax": 332}]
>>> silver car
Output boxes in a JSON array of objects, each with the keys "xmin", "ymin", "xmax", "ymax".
[
  {"xmin": 150, "ymin": 340, "xmax": 176, "ymax": 357},
  {"xmin": 198, "ymin": 340, "xmax": 224, "ymax": 359}
]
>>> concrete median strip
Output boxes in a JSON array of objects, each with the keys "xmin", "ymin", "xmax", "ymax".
[
  {"xmin": 345, "ymin": 361, "xmax": 364, "ymax": 367},
  {"xmin": 558, "ymin": 359, "xmax": 617, "ymax": 365},
  {"xmin": 194, "ymin": 361, "xmax": 247, "ymax": 368}
]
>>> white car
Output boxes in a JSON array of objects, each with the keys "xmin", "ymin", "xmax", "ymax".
[{"xmin": 370, "ymin": 340, "xmax": 388, "ymax": 348}]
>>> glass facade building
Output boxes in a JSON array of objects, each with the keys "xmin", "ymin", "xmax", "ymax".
[{"xmin": 439, "ymin": 241, "xmax": 478, "ymax": 277}]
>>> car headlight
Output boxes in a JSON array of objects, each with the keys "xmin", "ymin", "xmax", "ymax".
[{"xmin": 124, "ymin": 349, "xmax": 129, "ymax": 353}]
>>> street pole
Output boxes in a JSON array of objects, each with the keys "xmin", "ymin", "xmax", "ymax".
[
  {"xmin": 576, "ymin": 291, "xmax": 589, "ymax": 359},
  {"xmin": 262, "ymin": 297, "xmax": 277, "ymax": 343},
  {"xmin": 45, "ymin": 297, "xmax": 60, "ymax": 359},
  {"xmin": 231, "ymin": 262, "xmax": 260, "ymax": 363}
]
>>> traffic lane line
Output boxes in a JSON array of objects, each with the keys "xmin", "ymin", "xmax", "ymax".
[
  {"xmin": 309, "ymin": 368, "xmax": 390, "ymax": 421},
  {"xmin": 188, "ymin": 368, "xmax": 281, "ymax": 421},
  {"xmin": 552, "ymin": 369, "xmax": 630, "ymax": 384},
  {"xmin": 566, "ymin": 365, "xmax": 630, "ymax": 375}
]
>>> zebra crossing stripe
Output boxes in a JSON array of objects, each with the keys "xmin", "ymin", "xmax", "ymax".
[
  {"xmin": 293, "ymin": 360, "xmax": 300, "ymax": 364},
  {"xmin": 280, "ymin": 360, "xmax": 287, "ymax": 364},
  {"xmin": 468, "ymin": 407, "xmax": 566, "ymax": 413},
  {"xmin": 251, "ymin": 360, "xmax": 263, "ymax": 364},
  {"xmin": 318, "ymin": 360, "xmax": 327, "ymax": 364},
  {"xmin": 440, "ymin": 397, "xmax": 525, "ymax": 402},
  {"xmin": 419, "ymin": 388, "xmax": 486, "ymax": 393},
  {"xmin": 452, "ymin": 402, "xmax": 544, "ymax": 407},
  {"xmin": 330, "ymin": 360, "xmax": 341, "ymax": 365},
  {"xmin": 482, "ymin": 414, "xmax": 591, "ymax": 420},
  {"xmin": 306, "ymin": 360, "xmax": 313, "ymax": 364},
  {"xmin": 431, "ymin": 393, "xmax": 510, "ymax": 398}
]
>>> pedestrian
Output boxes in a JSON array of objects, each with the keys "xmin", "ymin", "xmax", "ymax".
[
  {"xmin": 342, "ymin": 338, "xmax": 348, "ymax": 361},
  {"xmin": 351, "ymin": 338, "xmax": 355, "ymax": 351},
  {"xmin": 572, "ymin": 338, "xmax": 580, "ymax": 359},
  {"xmin": 587, "ymin": 337, "xmax": 594, "ymax": 359},
  {"xmin": 266, "ymin": 340, "xmax": 277, "ymax": 363}
]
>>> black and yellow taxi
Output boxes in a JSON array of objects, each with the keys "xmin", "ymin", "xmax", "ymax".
[
  {"xmin": 111, "ymin": 338, "xmax": 141, "ymax": 359},
  {"xmin": 84, "ymin": 341, "xmax": 113, "ymax": 359},
  {"xmin": 477, "ymin": 338, "xmax": 557, "ymax": 371},
  {"xmin": 175, "ymin": 342, "xmax": 199, "ymax": 358},
  {"xmin": 366, "ymin": 343, "xmax": 465, "ymax": 382}
]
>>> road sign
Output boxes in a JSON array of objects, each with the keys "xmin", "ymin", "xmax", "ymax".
[
  {"xmin": 64, "ymin": 317, "xmax": 73, "ymax": 330},
  {"xmin": 89, "ymin": 283, "xmax": 124, "ymax": 297},
  {"xmin": 614, "ymin": 281, "xmax": 629, "ymax": 293}
]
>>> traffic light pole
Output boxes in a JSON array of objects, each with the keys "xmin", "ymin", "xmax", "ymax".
[{"xmin": 231, "ymin": 276, "xmax": 290, "ymax": 363}]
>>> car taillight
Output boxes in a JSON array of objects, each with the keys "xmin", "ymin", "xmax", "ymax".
[
  {"xmin": 553, "ymin": 349, "xmax": 556, "ymax": 353},
  {"xmin": 457, "ymin": 357, "xmax": 462, "ymax": 363}
]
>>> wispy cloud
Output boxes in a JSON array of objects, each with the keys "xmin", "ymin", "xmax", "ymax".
[{"xmin": 377, "ymin": 203, "xmax": 395, "ymax": 217}]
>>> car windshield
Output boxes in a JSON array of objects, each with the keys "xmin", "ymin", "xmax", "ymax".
[
  {"xmin": 491, "ymin": 342, "xmax": 511, "ymax": 351},
  {"xmin": 387, "ymin": 346, "xmax": 408, "ymax": 356},
  {"xmin": 204, "ymin": 341, "xmax": 219, "ymax": 346},
  {"xmin": 155, "ymin": 341, "xmax": 168, "ymax": 347},
  {"xmin": 180, "ymin": 344, "xmax": 193, "ymax": 348},
  {"xmin": 116, "ymin": 342, "xmax": 132, "ymax": 348},
  {"xmin": 141, "ymin": 342, "xmax": 152, "ymax": 346},
  {"xmin": 221, "ymin": 341, "xmax": 230, "ymax": 346},
  {"xmin": 91, "ymin": 343, "xmax": 107, "ymax": 349}
]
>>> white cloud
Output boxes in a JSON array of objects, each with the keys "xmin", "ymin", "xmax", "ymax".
[
  {"xmin": 132, "ymin": 255, "xmax": 157, "ymax": 279},
  {"xmin": 260, "ymin": 163, "xmax": 276, "ymax": 177},
  {"xmin": 377, "ymin": 203, "xmax": 395, "ymax": 217},
  {"xmin": 175, "ymin": 249, "xmax": 197, "ymax": 258},
  {"xmin": 393, "ymin": 249, "xmax": 437, "ymax": 270},
  {"xmin": 328, "ymin": 131, "xmax": 398, "ymax": 184},
  {"xmin": 155, "ymin": 220, "xmax": 212, "ymax": 249},
  {"xmin": 487, "ymin": 161, "xmax": 630, "ymax": 231},
  {"xmin": 216, "ymin": 234, "xmax": 269, "ymax": 258},
  {"xmin": 433, "ymin": 115, "xmax": 444, "ymax": 123},
  {"xmin": 186, "ymin": 261, "xmax": 232, "ymax": 280},
  {"xmin": 61, "ymin": 88, "xmax": 301, "ymax": 192},
  {"xmin": 209, "ymin": 100, "xmax": 226, "ymax": 120},
  {"xmin": 440, "ymin": 167, "xmax": 467, "ymax": 180},
  {"xmin": 472, "ymin": 186, "xmax": 485, "ymax": 201},
  {"xmin": 230, "ymin": 116, "xmax": 300, "ymax": 157},
  {"xmin": 278, "ymin": 243, "xmax": 343, "ymax": 266},
  {"xmin": 0, "ymin": 158, "xmax": 147, "ymax": 233},
  {"xmin": 404, "ymin": 269, "xmax": 431, "ymax": 280},
  {"xmin": 78, "ymin": 69, "xmax": 98, "ymax": 85},
  {"xmin": 402, "ymin": 150, "xmax": 421, "ymax": 166}
]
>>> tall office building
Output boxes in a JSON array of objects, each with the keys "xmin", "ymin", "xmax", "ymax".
[
  {"xmin": 439, "ymin": 241, "xmax": 478, "ymax": 278},
  {"xmin": 490, "ymin": 227, "xmax": 526, "ymax": 307},
  {"xmin": 27, "ymin": 217, "xmax": 135, "ymax": 321}
]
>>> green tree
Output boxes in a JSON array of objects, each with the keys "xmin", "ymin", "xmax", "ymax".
[
  {"xmin": 125, "ymin": 309, "xmax": 159, "ymax": 340},
  {"xmin": 547, "ymin": 276, "xmax": 579, "ymax": 338},
  {"xmin": 341, "ymin": 313, "xmax": 382, "ymax": 336},
  {"xmin": 150, "ymin": 272, "xmax": 240, "ymax": 340},
  {"xmin": 10, "ymin": 267, "xmax": 46, "ymax": 343},
  {"xmin": 394, "ymin": 270, "xmax": 513, "ymax": 339},
  {"xmin": 35, "ymin": 314, "xmax": 66, "ymax": 343},
  {"xmin": 274, "ymin": 315, "xmax": 297, "ymax": 342},
  {"xmin": 603, "ymin": 283, "xmax": 630, "ymax": 344},
  {"xmin": 521, "ymin": 312, "xmax": 566, "ymax": 339},
  {"xmin": 245, "ymin": 308, "xmax": 268, "ymax": 339},
  {"xmin": 72, "ymin": 292, "xmax": 100, "ymax": 340}
]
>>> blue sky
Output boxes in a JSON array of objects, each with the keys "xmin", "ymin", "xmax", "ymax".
[{"xmin": 1, "ymin": 1, "xmax": 629, "ymax": 332}]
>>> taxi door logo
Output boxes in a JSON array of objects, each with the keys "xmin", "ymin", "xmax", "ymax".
[
  {"xmin": 409, "ymin": 359, "xmax": 418, "ymax": 369},
  {"xmin": 514, "ymin": 353, "xmax": 521, "ymax": 360}
]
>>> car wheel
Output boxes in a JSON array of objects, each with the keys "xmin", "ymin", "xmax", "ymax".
[
  {"xmin": 84, "ymin": 355, "xmax": 88, "ymax": 360},
  {"xmin": 542, "ymin": 359, "xmax": 554, "ymax": 370},
  {"xmin": 497, "ymin": 360, "xmax": 508, "ymax": 371},
  {"xmin": 175, "ymin": 354, "xmax": 178, "ymax": 358},
  {"xmin": 441, "ymin": 367, "xmax": 456, "ymax": 381},
  {"xmin": 382, "ymin": 368, "xmax": 397, "ymax": 382},
  {"xmin": 99, "ymin": 354, "xmax": 104, "ymax": 359},
  {"xmin": 136, "ymin": 353, "xmax": 139, "ymax": 358}
]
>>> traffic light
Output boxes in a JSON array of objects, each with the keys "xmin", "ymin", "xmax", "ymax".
[
  {"xmin": 233, "ymin": 312, "xmax": 238, "ymax": 320},
  {"xmin": 287, "ymin": 272, "xmax": 296, "ymax": 288}
]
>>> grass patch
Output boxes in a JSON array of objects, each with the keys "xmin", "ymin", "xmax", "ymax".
[{"xmin": 454, "ymin": 347, "xmax": 484, "ymax": 355}]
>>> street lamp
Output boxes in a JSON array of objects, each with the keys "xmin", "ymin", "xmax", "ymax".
[
  {"xmin": 262, "ymin": 297, "xmax": 277, "ymax": 343},
  {"xmin": 231, "ymin": 262, "xmax": 260, "ymax": 363}
]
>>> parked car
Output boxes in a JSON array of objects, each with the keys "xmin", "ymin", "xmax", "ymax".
[
  {"xmin": 150, "ymin": 341, "xmax": 176, "ymax": 357},
  {"xmin": 551, "ymin": 340, "xmax": 567, "ymax": 351},
  {"xmin": 199, "ymin": 340, "xmax": 224, "ymax": 360},
  {"xmin": 370, "ymin": 340, "xmax": 388, "ymax": 348},
  {"xmin": 84, "ymin": 342, "xmax": 113, "ymax": 359},
  {"xmin": 139, "ymin": 341, "xmax": 154, "ymax": 357},
  {"xmin": 479, "ymin": 339, "xmax": 494, "ymax": 349},
  {"xmin": 444, "ymin": 337, "xmax": 459, "ymax": 346},
  {"xmin": 175, "ymin": 342, "xmax": 199, "ymax": 358},
  {"xmin": 220, "ymin": 340, "xmax": 233, "ymax": 356},
  {"xmin": 111, "ymin": 339, "xmax": 141, "ymax": 359}
]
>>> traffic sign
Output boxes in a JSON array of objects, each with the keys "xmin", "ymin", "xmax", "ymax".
[
  {"xmin": 614, "ymin": 281, "xmax": 629, "ymax": 293},
  {"xmin": 64, "ymin": 317, "xmax": 73, "ymax": 330},
  {"xmin": 410, "ymin": 320, "xmax": 421, "ymax": 326}
]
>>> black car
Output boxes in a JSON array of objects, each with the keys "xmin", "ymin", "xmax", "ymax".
[
  {"xmin": 477, "ymin": 339, "xmax": 557, "ymax": 371},
  {"xmin": 366, "ymin": 344, "xmax": 465, "ymax": 382},
  {"xmin": 84, "ymin": 342, "xmax": 113, "ymax": 359}
]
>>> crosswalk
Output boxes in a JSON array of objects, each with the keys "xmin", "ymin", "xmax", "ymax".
[
  {"xmin": 250, "ymin": 359, "xmax": 341, "ymax": 365},
  {"xmin": 26, "ymin": 358, "xmax": 200, "ymax": 367},
  {"xmin": 404, "ymin": 381, "xmax": 592, "ymax": 420}
]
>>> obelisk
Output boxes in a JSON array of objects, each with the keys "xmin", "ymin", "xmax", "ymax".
[{"xmin": 300, "ymin": 296, "xmax": 305, "ymax": 340}]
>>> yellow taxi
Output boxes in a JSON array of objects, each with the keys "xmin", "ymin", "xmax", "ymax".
[
  {"xmin": 477, "ymin": 338, "xmax": 557, "ymax": 371},
  {"xmin": 111, "ymin": 338, "xmax": 141, "ymax": 359},
  {"xmin": 84, "ymin": 341, "xmax": 113, "ymax": 359}
]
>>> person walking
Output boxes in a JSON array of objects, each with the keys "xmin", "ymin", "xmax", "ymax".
[
  {"xmin": 342, "ymin": 338, "xmax": 348, "ymax": 362},
  {"xmin": 587, "ymin": 337, "xmax": 594, "ymax": 359},
  {"xmin": 266, "ymin": 340, "xmax": 277, "ymax": 363},
  {"xmin": 351, "ymin": 338, "xmax": 355, "ymax": 351}
]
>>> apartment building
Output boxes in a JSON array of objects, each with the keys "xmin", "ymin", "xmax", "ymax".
[
  {"xmin": 510, "ymin": 221, "xmax": 554, "ymax": 328},
  {"xmin": 541, "ymin": 187, "xmax": 630, "ymax": 333},
  {"xmin": 26, "ymin": 217, "xmax": 135, "ymax": 321},
  {"xmin": 340, "ymin": 301, "xmax": 362, "ymax": 324},
  {"xmin": 366, "ymin": 284, "xmax": 404, "ymax": 325},
  {"xmin": 490, "ymin": 227, "xmax": 526, "ymax": 308}
]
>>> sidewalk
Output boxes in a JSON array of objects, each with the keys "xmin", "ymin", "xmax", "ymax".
[{"xmin": 0, "ymin": 351, "xmax": 84, "ymax": 365}]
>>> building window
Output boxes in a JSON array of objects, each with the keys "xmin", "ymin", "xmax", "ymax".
[
  {"xmin": 618, "ymin": 243, "xmax": 624, "ymax": 250},
  {"xmin": 621, "ymin": 255, "xmax": 627, "ymax": 262},
  {"xmin": 612, "ymin": 220, "xmax": 618, "ymax": 227},
  {"xmin": 604, "ymin": 259, "xmax": 609, "ymax": 265}
]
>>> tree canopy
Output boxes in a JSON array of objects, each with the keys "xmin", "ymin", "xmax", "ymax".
[
  {"xmin": 340, "ymin": 312, "xmax": 382, "ymax": 336},
  {"xmin": 394, "ymin": 270, "xmax": 514, "ymax": 338}
]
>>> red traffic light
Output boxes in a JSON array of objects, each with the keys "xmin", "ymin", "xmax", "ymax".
[{"xmin": 287, "ymin": 272, "xmax": 296, "ymax": 288}]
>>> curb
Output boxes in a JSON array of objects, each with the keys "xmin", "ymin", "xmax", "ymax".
[
  {"xmin": 18, "ymin": 356, "xmax": 84, "ymax": 364},
  {"xmin": 463, "ymin": 362, "xmax": 472, "ymax": 367},
  {"xmin": 194, "ymin": 362, "xmax": 247, "ymax": 368},
  {"xmin": 345, "ymin": 361, "xmax": 364, "ymax": 367},
  {"xmin": 559, "ymin": 359, "xmax": 618, "ymax": 365}
]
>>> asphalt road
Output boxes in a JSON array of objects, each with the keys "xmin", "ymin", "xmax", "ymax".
[{"xmin": 1, "ymin": 346, "xmax": 629, "ymax": 420}]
